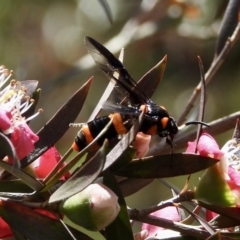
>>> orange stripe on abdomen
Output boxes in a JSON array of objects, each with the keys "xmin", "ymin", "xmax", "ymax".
[{"xmin": 108, "ymin": 113, "xmax": 128, "ymax": 135}]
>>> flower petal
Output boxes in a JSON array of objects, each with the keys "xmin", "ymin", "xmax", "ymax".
[
  {"xmin": 195, "ymin": 165, "xmax": 235, "ymax": 207},
  {"xmin": 10, "ymin": 122, "xmax": 39, "ymax": 160},
  {"xmin": 0, "ymin": 108, "xmax": 12, "ymax": 131},
  {"xmin": 186, "ymin": 132, "xmax": 223, "ymax": 159},
  {"xmin": 34, "ymin": 146, "xmax": 70, "ymax": 179},
  {"xmin": 132, "ymin": 132, "xmax": 151, "ymax": 158},
  {"xmin": 0, "ymin": 217, "xmax": 12, "ymax": 238}
]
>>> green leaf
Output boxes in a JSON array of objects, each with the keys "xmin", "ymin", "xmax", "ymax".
[
  {"xmin": 115, "ymin": 153, "xmax": 218, "ymax": 178},
  {"xmin": 215, "ymin": 0, "xmax": 239, "ymax": 55},
  {"xmin": 136, "ymin": 55, "xmax": 167, "ymax": 99},
  {"xmin": 119, "ymin": 178, "xmax": 153, "ymax": 197},
  {"xmin": 12, "ymin": 229, "xmax": 27, "ymax": 240},
  {"xmin": 103, "ymin": 171, "xmax": 134, "ymax": 240},
  {"xmin": 49, "ymin": 140, "xmax": 107, "ymax": 203},
  {"xmin": 199, "ymin": 203, "xmax": 240, "ymax": 223},
  {"xmin": 210, "ymin": 215, "xmax": 240, "ymax": 229},
  {"xmin": 0, "ymin": 179, "xmax": 33, "ymax": 193},
  {"xmin": 108, "ymin": 147, "xmax": 136, "ymax": 172},
  {"xmin": 0, "ymin": 132, "xmax": 19, "ymax": 168},
  {"xmin": 0, "ymin": 161, "xmax": 43, "ymax": 191},
  {"xmin": 221, "ymin": 232, "xmax": 240, "ymax": 239},
  {"xmin": 98, "ymin": 0, "xmax": 112, "ymax": 24},
  {"xmin": 103, "ymin": 111, "xmax": 144, "ymax": 171},
  {"xmin": 195, "ymin": 165, "xmax": 235, "ymax": 207},
  {"xmin": 206, "ymin": 231, "xmax": 221, "ymax": 240}
]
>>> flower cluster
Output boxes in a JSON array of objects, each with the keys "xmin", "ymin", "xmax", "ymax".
[
  {"xmin": 135, "ymin": 132, "xmax": 240, "ymax": 239},
  {"xmin": 1, "ymin": 64, "xmax": 240, "ymax": 240},
  {"xmin": 0, "ymin": 66, "xmax": 121, "ymax": 239},
  {"xmin": 0, "ymin": 66, "xmax": 39, "ymax": 162}
]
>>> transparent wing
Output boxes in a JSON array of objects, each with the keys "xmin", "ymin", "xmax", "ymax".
[{"xmin": 85, "ymin": 36, "xmax": 152, "ymax": 105}]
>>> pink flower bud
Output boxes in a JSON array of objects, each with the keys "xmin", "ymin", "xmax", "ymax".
[
  {"xmin": 59, "ymin": 183, "xmax": 120, "ymax": 231},
  {"xmin": 141, "ymin": 207, "xmax": 180, "ymax": 237},
  {"xmin": 186, "ymin": 132, "xmax": 223, "ymax": 159},
  {"xmin": 134, "ymin": 230, "xmax": 149, "ymax": 240},
  {"xmin": 132, "ymin": 132, "xmax": 151, "ymax": 158}
]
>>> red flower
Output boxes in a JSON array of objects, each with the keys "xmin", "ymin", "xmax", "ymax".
[
  {"xmin": 0, "ymin": 217, "xmax": 12, "ymax": 238},
  {"xmin": 32, "ymin": 146, "xmax": 70, "ymax": 179},
  {"xmin": 34, "ymin": 209, "xmax": 57, "ymax": 220},
  {"xmin": 10, "ymin": 122, "xmax": 39, "ymax": 161},
  {"xmin": 0, "ymin": 108, "xmax": 12, "ymax": 131},
  {"xmin": 0, "ymin": 74, "xmax": 40, "ymax": 161}
]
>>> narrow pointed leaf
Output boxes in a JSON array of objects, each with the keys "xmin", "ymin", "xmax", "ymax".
[
  {"xmin": 18, "ymin": 80, "xmax": 39, "ymax": 97},
  {"xmin": 21, "ymin": 77, "xmax": 93, "ymax": 167},
  {"xmin": 206, "ymin": 231, "xmax": 221, "ymax": 240},
  {"xmin": 103, "ymin": 111, "xmax": 144, "ymax": 171},
  {"xmin": 0, "ymin": 132, "xmax": 19, "ymax": 167},
  {"xmin": 232, "ymin": 118, "xmax": 240, "ymax": 141},
  {"xmin": 12, "ymin": 229, "xmax": 27, "ymax": 240},
  {"xmin": 115, "ymin": 154, "xmax": 218, "ymax": 178},
  {"xmin": 104, "ymin": 171, "xmax": 134, "ymax": 240},
  {"xmin": 0, "ymin": 200, "xmax": 82, "ymax": 240},
  {"xmin": 49, "ymin": 140, "xmax": 106, "ymax": 203},
  {"xmin": 137, "ymin": 55, "xmax": 167, "ymax": 98},
  {"xmin": 0, "ymin": 161, "xmax": 43, "ymax": 191},
  {"xmin": 0, "ymin": 192, "xmax": 33, "ymax": 200},
  {"xmin": 199, "ymin": 202, "xmax": 240, "ymax": 222},
  {"xmin": 180, "ymin": 205, "xmax": 215, "ymax": 235},
  {"xmin": 196, "ymin": 56, "xmax": 206, "ymax": 144},
  {"xmin": 215, "ymin": 0, "xmax": 240, "ymax": 55},
  {"xmin": 210, "ymin": 215, "xmax": 240, "ymax": 229},
  {"xmin": 108, "ymin": 147, "xmax": 136, "ymax": 172},
  {"xmin": 0, "ymin": 179, "xmax": 33, "ymax": 193},
  {"xmin": 119, "ymin": 178, "xmax": 153, "ymax": 197},
  {"xmin": 195, "ymin": 165, "xmax": 235, "ymax": 207},
  {"xmin": 221, "ymin": 233, "xmax": 240, "ymax": 239},
  {"xmin": 98, "ymin": 0, "xmax": 113, "ymax": 24}
]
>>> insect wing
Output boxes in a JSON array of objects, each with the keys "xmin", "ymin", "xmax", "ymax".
[
  {"xmin": 102, "ymin": 101, "xmax": 158, "ymax": 122},
  {"xmin": 102, "ymin": 101, "xmax": 140, "ymax": 115},
  {"xmin": 85, "ymin": 36, "xmax": 150, "ymax": 105}
]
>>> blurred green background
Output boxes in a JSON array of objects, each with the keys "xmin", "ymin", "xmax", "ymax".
[
  {"xmin": 1, "ymin": 0, "xmax": 239, "ymax": 148},
  {"xmin": 0, "ymin": 0, "xmax": 239, "ymax": 238}
]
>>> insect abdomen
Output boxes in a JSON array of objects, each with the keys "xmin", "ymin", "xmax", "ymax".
[{"xmin": 72, "ymin": 113, "xmax": 129, "ymax": 151}]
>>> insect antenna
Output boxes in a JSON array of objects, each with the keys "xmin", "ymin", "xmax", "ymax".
[{"xmin": 185, "ymin": 121, "xmax": 209, "ymax": 127}]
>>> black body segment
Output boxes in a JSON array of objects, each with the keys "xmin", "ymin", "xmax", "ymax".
[{"xmin": 73, "ymin": 113, "xmax": 132, "ymax": 151}]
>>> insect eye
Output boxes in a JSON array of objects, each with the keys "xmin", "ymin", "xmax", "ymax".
[{"xmin": 168, "ymin": 117, "xmax": 178, "ymax": 133}]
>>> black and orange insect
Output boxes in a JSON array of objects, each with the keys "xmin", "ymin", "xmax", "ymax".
[{"xmin": 72, "ymin": 36, "xmax": 179, "ymax": 151}]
